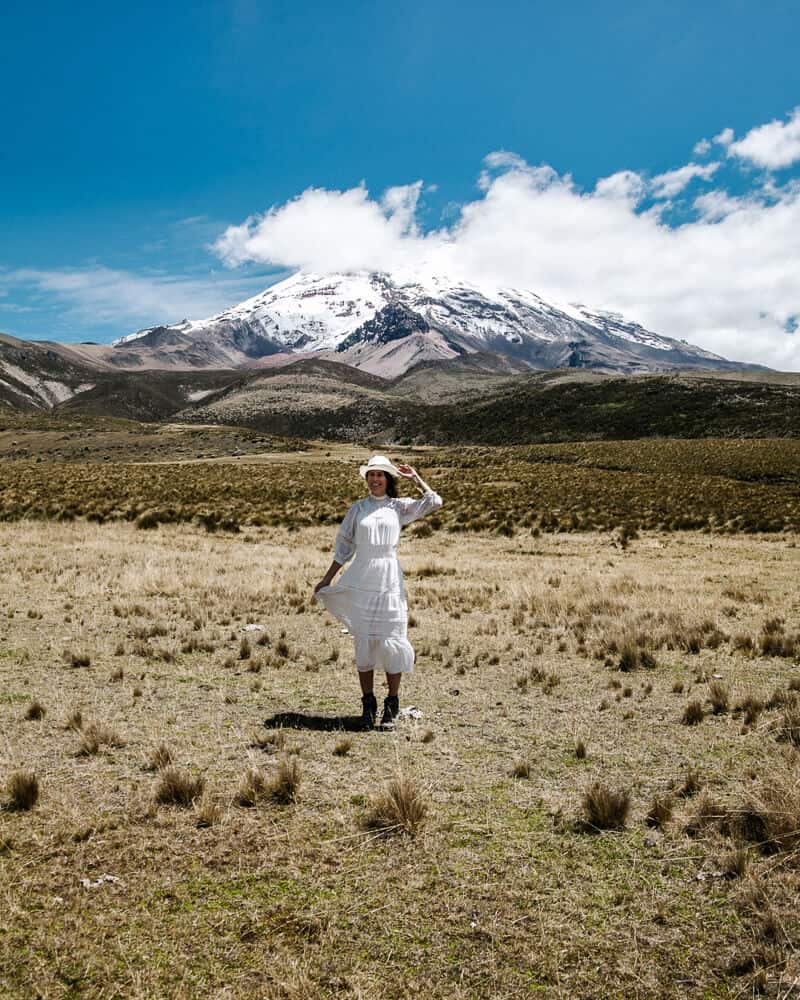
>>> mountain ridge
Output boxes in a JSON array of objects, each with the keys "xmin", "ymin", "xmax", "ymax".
[{"xmin": 102, "ymin": 270, "xmax": 757, "ymax": 378}]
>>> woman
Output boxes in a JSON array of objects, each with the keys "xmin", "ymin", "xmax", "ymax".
[{"xmin": 314, "ymin": 455, "xmax": 442, "ymax": 730}]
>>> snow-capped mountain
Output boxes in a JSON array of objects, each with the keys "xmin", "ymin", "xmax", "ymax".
[{"xmin": 110, "ymin": 270, "xmax": 746, "ymax": 377}]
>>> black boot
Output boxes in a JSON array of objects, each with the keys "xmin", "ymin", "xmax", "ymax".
[
  {"xmin": 379, "ymin": 695, "xmax": 400, "ymax": 730},
  {"xmin": 360, "ymin": 693, "xmax": 377, "ymax": 730}
]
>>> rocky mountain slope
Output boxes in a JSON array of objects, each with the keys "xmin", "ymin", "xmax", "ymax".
[{"xmin": 0, "ymin": 332, "xmax": 242, "ymax": 419}]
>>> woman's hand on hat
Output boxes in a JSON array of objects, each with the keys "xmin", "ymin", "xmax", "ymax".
[{"xmin": 396, "ymin": 464, "xmax": 417, "ymax": 479}]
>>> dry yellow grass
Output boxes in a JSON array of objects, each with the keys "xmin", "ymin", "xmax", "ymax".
[{"xmin": 2, "ymin": 517, "xmax": 800, "ymax": 997}]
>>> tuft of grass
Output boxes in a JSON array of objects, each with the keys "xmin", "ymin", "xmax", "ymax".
[
  {"xmin": 685, "ymin": 794, "xmax": 727, "ymax": 837},
  {"xmin": 267, "ymin": 757, "xmax": 301, "ymax": 805},
  {"xmin": 541, "ymin": 671, "xmax": 561, "ymax": 694},
  {"xmin": 734, "ymin": 694, "xmax": 765, "ymax": 726},
  {"xmin": 618, "ymin": 640, "xmax": 656, "ymax": 672},
  {"xmin": 420, "ymin": 729, "xmax": 435, "ymax": 744},
  {"xmin": 66, "ymin": 651, "xmax": 91, "ymax": 668},
  {"xmin": 77, "ymin": 721, "xmax": 126, "ymax": 756},
  {"xmin": 24, "ymin": 700, "xmax": 46, "ymax": 721},
  {"xmin": 235, "ymin": 766, "xmax": 268, "ymax": 807},
  {"xmin": 708, "ymin": 680, "xmax": 730, "ymax": 715},
  {"xmin": 109, "ymin": 666, "xmax": 124, "ymax": 683},
  {"xmin": 765, "ymin": 686, "xmax": 796, "ymax": 711},
  {"xmin": 574, "ymin": 739, "xmax": 587, "ymax": 760},
  {"xmin": 238, "ymin": 636, "xmax": 251, "ymax": 660},
  {"xmin": 333, "ymin": 737, "xmax": 353, "ymax": 757},
  {"xmin": 645, "ymin": 793, "xmax": 674, "ymax": 829},
  {"xmin": 146, "ymin": 743, "xmax": 173, "ymax": 772},
  {"xmin": 677, "ymin": 766, "xmax": 703, "ymax": 799},
  {"xmin": 775, "ymin": 705, "xmax": 800, "ymax": 747},
  {"xmin": 194, "ymin": 794, "xmax": 221, "ymax": 828},
  {"xmin": 682, "ymin": 700, "xmax": 705, "ymax": 726},
  {"xmin": 64, "ymin": 708, "xmax": 83, "ymax": 731},
  {"xmin": 720, "ymin": 847, "xmax": 749, "ymax": 879},
  {"xmin": 5, "ymin": 770, "xmax": 39, "ymax": 811},
  {"xmin": 511, "ymin": 758, "xmax": 531, "ymax": 779},
  {"xmin": 154, "ymin": 767, "xmax": 205, "ymax": 807},
  {"xmin": 582, "ymin": 781, "xmax": 630, "ymax": 831},
  {"xmin": 364, "ymin": 775, "xmax": 428, "ymax": 837},
  {"xmin": 251, "ymin": 730, "xmax": 285, "ymax": 753}
]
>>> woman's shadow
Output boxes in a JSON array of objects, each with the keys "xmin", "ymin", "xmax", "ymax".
[{"xmin": 264, "ymin": 711, "xmax": 366, "ymax": 733}]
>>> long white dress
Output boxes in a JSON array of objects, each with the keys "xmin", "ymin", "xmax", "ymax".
[{"xmin": 315, "ymin": 490, "xmax": 443, "ymax": 673}]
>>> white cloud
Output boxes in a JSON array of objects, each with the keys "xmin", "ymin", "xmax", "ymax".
[
  {"xmin": 3, "ymin": 267, "xmax": 271, "ymax": 331},
  {"xmin": 713, "ymin": 127, "xmax": 734, "ymax": 147},
  {"xmin": 594, "ymin": 171, "xmax": 646, "ymax": 204},
  {"xmin": 728, "ymin": 107, "xmax": 800, "ymax": 169},
  {"xmin": 692, "ymin": 190, "xmax": 752, "ymax": 222},
  {"xmin": 380, "ymin": 181, "xmax": 423, "ymax": 234},
  {"xmin": 214, "ymin": 184, "xmax": 427, "ymax": 272},
  {"xmin": 650, "ymin": 162, "xmax": 720, "ymax": 199},
  {"xmin": 214, "ymin": 143, "xmax": 800, "ymax": 371},
  {"xmin": 693, "ymin": 138, "xmax": 712, "ymax": 157}
]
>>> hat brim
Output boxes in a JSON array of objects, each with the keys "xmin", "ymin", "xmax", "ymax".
[{"xmin": 359, "ymin": 462, "xmax": 400, "ymax": 479}]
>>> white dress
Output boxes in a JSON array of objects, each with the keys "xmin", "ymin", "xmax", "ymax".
[{"xmin": 315, "ymin": 490, "xmax": 443, "ymax": 673}]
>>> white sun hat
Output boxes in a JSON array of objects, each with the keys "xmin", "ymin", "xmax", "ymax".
[{"xmin": 359, "ymin": 454, "xmax": 401, "ymax": 479}]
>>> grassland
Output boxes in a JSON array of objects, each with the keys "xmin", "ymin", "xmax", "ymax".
[
  {"xmin": 2, "ymin": 436, "xmax": 800, "ymax": 997},
  {"xmin": 1, "ymin": 433, "xmax": 799, "ymax": 536}
]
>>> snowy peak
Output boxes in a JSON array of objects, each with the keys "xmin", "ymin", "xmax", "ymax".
[{"xmin": 110, "ymin": 269, "xmax": 748, "ymax": 377}]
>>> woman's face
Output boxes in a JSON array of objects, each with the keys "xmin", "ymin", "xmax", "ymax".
[{"xmin": 366, "ymin": 469, "xmax": 388, "ymax": 497}]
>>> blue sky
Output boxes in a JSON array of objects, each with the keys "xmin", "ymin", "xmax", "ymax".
[{"xmin": 2, "ymin": 0, "xmax": 800, "ymax": 368}]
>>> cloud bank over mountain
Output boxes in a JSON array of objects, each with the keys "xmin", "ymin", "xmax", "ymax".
[{"xmin": 215, "ymin": 109, "xmax": 800, "ymax": 371}]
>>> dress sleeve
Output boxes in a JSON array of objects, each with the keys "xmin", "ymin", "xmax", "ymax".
[
  {"xmin": 398, "ymin": 491, "xmax": 443, "ymax": 527},
  {"xmin": 333, "ymin": 502, "xmax": 359, "ymax": 564}
]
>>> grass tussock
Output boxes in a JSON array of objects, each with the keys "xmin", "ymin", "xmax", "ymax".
[
  {"xmin": 364, "ymin": 775, "xmax": 428, "ymax": 837},
  {"xmin": 235, "ymin": 766, "xmax": 268, "ymax": 807},
  {"xmin": 720, "ymin": 847, "xmax": 749, "ymax": 879},
  {"xmin": 66, "ymin": 651, "xmax": 91, "ymax": 668},
  {"xmin": 146, "ymin": 743, "xmax": 173, "ymax": 772},
  {"xmin": 511, "ymin": 758, "xmax": 531, "ymax": 779},
  {"xmin": 266, "ymin": 757, "xmax": 301, "ymax": 805},
  {"xmin": 5, "ymin": 770, "xmax": 39, "ymax": 812},
  {"xmin": 194, "ymin": 794, "xmax": 222, "ymax": 828},
  {"xmin": 730, "ymin": 778, "xmax": 800, "ymax": 856},
  {"xmin": 734, "ymin": 694, "xmax": 765, "ymax": 727},
  {"xmin": 250, "ymin": 730, "xmax": 286, "ymax": 753},
  {"xmin": 64, "ymin": 708, "xmax": 83, "ymax": 731},
  {"xmin": 676, "ymin": 766, "xmax": 703, "ymax": 799},
  {"xmin": 154, "ymin": 767, "xmax": 205, "ymax": 807},
  {"xmin": 682, "ymin": 700, "xmax": 706, "ymax": 726},
  {"xmin": 332, "ymin": 738, "xmax": 353, "ymax": 757},
  {"xmin": 617, "ymin": 640, "xmax": 657, "ymax": 672},
  {"xmin": 581, "ymin": 781, "xmax": 630, "ymax": 831},
  {"xmin": 775, "ymin": 705, "xmax": 800, "ymax": 747},
  {"xmin": 24, "ymin": 700, "xmax": 45, "ymax": 721},
  {"xmin": 685, "ymin": 793, "xmax": 727, "ymax": 837},
  {"xmin": 646, "ymin": 794, "xmax": 674, "ymax": 829},
  {"xmin": 708, "ymin": 680, "xmax": 730, "ymax": 715},
  {"xmin": 78, "ymin": 722, "xmax": 126, "ymax": 756}
]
